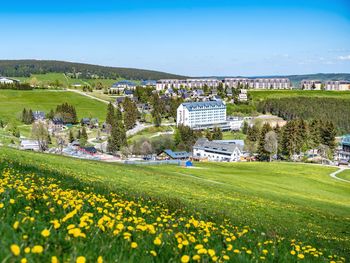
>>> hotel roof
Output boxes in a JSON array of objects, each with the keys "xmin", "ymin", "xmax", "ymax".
[{"xmin": 181, "ymin": 100, "xmax": 225, "ymax": 111}]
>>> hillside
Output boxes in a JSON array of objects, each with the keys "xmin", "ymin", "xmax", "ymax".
[
  {"xmin": 0, "ymin": 60, "xmax": 186, "ymax": 80},
  {"xmin": 0, "ymin": 147, "xmax": 349, "ymax": 262}
]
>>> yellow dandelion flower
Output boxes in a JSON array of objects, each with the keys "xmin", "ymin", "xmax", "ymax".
[
  {"xmin": 262, "ymin": 249, "xmax": 268, "ymax": 255},
  {"xmin": 24, "ymin": 247, "xmax": 30, "ymax": 254},
  {"xmin": 76, "ymin": 256, "xmax": 86, "ymax": 263},
  {"xmin": 154, "ymin": 237, "xmax": 162, "ymax": 246},
  {"xmin": 10, "ymin": 244, "xmax": 20, "ymax": 256},
  {"xmin": 298, "ymin": 254, "xmax": 305, "ymax": 260},
  {"xmin": 32, "ymin": 245, "xmax": 44, "ymax": 254},
  {"xmin": 192, "ymin": 255, "xmax": 200, "ymax": 261},
  {"xmin": 0, "ymin": 203, "xmax": 4, "ymax": 208},
  {"xmin": 150, "ymin": 250, "xmax": 157, "ymax": 257},
  {"xmin": 10, "ymin": 199, "xmax": 15, "ymax": 204},
  {"xmin": 97, "ymin": 256, "xmax": 103, "ymax": 263},
  {"xmin": 208, "ymin": 249, "xmax": 216, "ymax": 257},
  {"xmin": 13, "ymin": 221, "xmax": 19, "ymax": 230},
  {"xmin": 246, "ymin": 250, "xmax": 252, "ymax": 254},
  {"xmin": 51, "ymin": 256, "xmax": 59, "ymax": 263},
  {"xmin": 290, "ymin": 250, "xmax": 296, "ymax": 255},
  {"xmin": 21, "ymin": 258, "xmax": 27, "ymax": 263},
  {"xmin": 181, "ymin": 255, "xmax": 190, "ymax": 263},
  {"xmin": 131, "ymin": 242, "xmax": 138, "ymax": 249},
  {"xmin": 41, "ymin": 229, "xmax": 50, "ymax": 237}
]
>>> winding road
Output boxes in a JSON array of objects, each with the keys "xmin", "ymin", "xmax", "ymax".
[{"xmin": 329, "ymin": 167, "xmax": 350, "ymax": 183}]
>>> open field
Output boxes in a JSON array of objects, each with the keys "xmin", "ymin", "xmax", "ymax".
[
  {"xmin": 16, "ymin": 73, "xmax": 132, "ymax": 88},
  {"xmin": 0, "ymin": 147, "xmax": 349, "ymax": 262},
  {"xmin": 249, "ymin": 90, "xmax": 350, "ymax": 101},
  {"xmin": 0, "ymin": 90, "xmax": 107, "ymax": 124}
]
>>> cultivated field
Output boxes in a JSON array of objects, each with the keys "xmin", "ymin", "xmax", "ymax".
[
  {"xmin": 0, "ymin": 90, "xmax": 108, "ymax": 123},
  {"xmin": 0, "ymin": 148, "xmax": 349, "ymax": 262}
]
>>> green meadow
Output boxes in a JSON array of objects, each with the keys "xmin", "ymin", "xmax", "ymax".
[
  {"xmin": 0, "ymin": 90, "xmax": 107, "ymax": 123},
  {"xmin": 0, "ymin": 147, "xmax": 349, "ymax": 260}
]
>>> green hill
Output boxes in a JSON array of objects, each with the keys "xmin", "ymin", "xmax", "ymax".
[
  {"xmin": 0, "ymin": 147, "xmax": 348, "ymax": 262},
  {"xmin": 0, "ymin": 60, "xmax": 186, "ymax": 80}
]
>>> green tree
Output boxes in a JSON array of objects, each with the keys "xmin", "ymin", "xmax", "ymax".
[
  {"xmin": 257, "ymin": 123, "xmax": 272, "ymax": 161},
  {"xmin": 106, "ymin": 102, "xmax": 115, "ymax": 126},
  {"xmin": 212, "ymin": 127, "xmax": 223, "ymax": 140},
  {"xmin": 123, "ymin": 97, "xmax": 138, "ymax": 130}
]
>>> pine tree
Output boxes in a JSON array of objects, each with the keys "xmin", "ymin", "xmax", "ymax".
[
  {"xmin": 257, "ymin": 123, "xmax": 272, "ymax": 161},
  {"xmin": 205, "ymin": 129, "xmax": 212, "ymax": 140},
  {"xmin": 80, "ymin": 127, "xmax": 88, "ymax": 146},
  {"xmin": 212, "ymin": 127, "xmax": 223, "ymax": 140},
  {"xmin": 123, "ymin": 97, "xmax": 138, "ymax": 130},
  {"xmin": 69, "ymin": 129, "xmax": 75, "ymax": 143},
  {"xmin": 106, "ymin": 102, "xmax": 115, "ymax": 126},
  {"xmin": 242, "ymin": 121, "xmax": 249, "ymax": 134}
]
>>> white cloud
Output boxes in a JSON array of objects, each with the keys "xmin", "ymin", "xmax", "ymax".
[{"xmin": 337, "ymin": 55, "xmax": 350, "ymax": 60}]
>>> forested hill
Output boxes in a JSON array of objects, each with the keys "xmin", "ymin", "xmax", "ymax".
[{"xmin": 0, "ymin": 60, "xmax": 186, "ymax": 80}]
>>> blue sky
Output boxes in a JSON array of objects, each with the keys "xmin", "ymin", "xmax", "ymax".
[{"xmin": 0, "ymin": 0, "xmax": 350, "ymax": 76}]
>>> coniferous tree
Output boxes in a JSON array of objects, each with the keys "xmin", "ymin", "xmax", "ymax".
[
  {"xmin": 242, "ymin": 121, "xmax": 249, "ymax": 134},
  {"xmin": 212, "ymin": 127, "xmax": 223, "ymax": 140},
  {"xmin": 123, "ymin": 97, "xmax": 138, "ymax": 130},
  {"xmin": 257, "ymin": 123, "xmax": 272, "ymax": 161},
  {"xmin": 106, "ymin": 102, "xmax": 115, "ymax": 126},
  {"xmin": 80, "ymin": 127, "xmax": 88, "ymax": 146},
  {"xmin": 69, "ymin": 129, "xmax": 75, "ymax": 143}
]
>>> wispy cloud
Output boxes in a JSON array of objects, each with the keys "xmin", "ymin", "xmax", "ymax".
[{"xmin": 337, "ymin": 55, "xmax": 350, "ymax": 60}]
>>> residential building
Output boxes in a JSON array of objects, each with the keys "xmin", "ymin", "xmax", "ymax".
[
  {"xmin": 20, "ymin": 139, "xmax": 40, "ymax": 151},
  {"xmin": 110, "ymin": 80, "xmax": 137, "ymax": 90},
  {"xmin": 0, "ymin": 77, "xmax": 19, "ymax": 85},
  {"xmin": 300, "ymin": 80, "xmax": 322, "ymax": 90},
  {"xmin": 193, "ymin": 138, "xmax": 243, "ymax": 162},
  {"xmin": 338, "ymin": 134, "xmax": 350, "ymax": 162},
  {"xmin": 32, "ymin": 111, "xmax": 45, "ymax": 121},
  {"xmin": 140, "ymin": 80, "xmax": 157, "ymax": 87},
  {"xmin": 224, "ymin": 78, "xmax": 290, "ymax": 89},
  {"xmin": 176, "ymin": 101, "xmax": 230, "ymax": 130},
  {"xmin": 324, "ymin": 81, "xmax": 350, "ymax": 91},
  {"xmin": 157, "ymin": 149, "xmax": 190, "ymax": 160},
  {"xmin": 227, "ymin": 116, "xmax": 245, "ymax": 131},
  {"xmin": 238, "ymin": 89, "xmax": 248, "ymax": 102},
  {"xmin": 156, "ymin": 79, "xmax": 186, "ymax": 91},
  {"xmin": 186, "ymin": 78, "xmax": 220, "ymax": 89}
]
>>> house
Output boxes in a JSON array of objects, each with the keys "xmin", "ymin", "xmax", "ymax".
[
  {"xmin": 157, "ymin": 149, "xmax": 190, "ymax": 160},
  {"xmin": 238, "ymin": 89, "xmax": 248, "ymax": 102},
  {"xmin": 192, "ymin": 89, "xmax": 205, "ymax": 98},
  {"xmin": 193, "ymin": 138, "xmax": 243, "ymax": 162},
  {"xmin": 81, "ymin": 118, "xmax": 91, "ymax": 126},
  {"xmin": 140, "ymin": 80, "xmax": 157, "ymax": 87},
  {"xmin": 337, "ymin": 134, "xmax": 350, "ymax": 162},
  {"xmin": 124, "ymin": 89, "xmax": 134, "ymax": 97},
  {"xmin": 80, "ymin": 146, "xmax": 97, "ymax": 155},
  {"xmin": 32, "ymin": 111, "xmax": 45, "ymax": 121},
  {"xmin": 0, "ymin": 77, "xmax": 19, "ymax": 85},
  {"xmin": 227, "ymin": 116, "xmax": 245, "ymax": 131},
  {"xmin": 324, "ymin": 81, "xmax": 350, "ymax": 91},
  {"xmin": 20, "ymin": 139, "xmax": 40, "ymax": 151},
  {"xmin": 110, "ymin": 80, "xmax": 137, "ymax": 91},
  {"xmin": 115, "ymin": 97, "xmax": 125, "ymax": 105},
  {"xmin": 210, "ymin": 95, "xmax": 221, "ymax": 101},
  {"xmin": 177, "ymin": 100, "xmax": 230, "ymax": 130}
]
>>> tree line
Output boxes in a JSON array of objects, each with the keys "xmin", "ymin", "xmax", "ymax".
[
  {"xmin": 244, "ymin": 118, "xmax": 337, "ymax": 161},
  {"xmin": 0, "ymin": 83, "xmax": 33, "ymax": 90},
  {"xmin": 257, "ymin": 97, "xmax": 350, "ymax": 134}
]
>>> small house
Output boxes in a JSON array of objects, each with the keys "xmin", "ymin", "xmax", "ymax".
[
  {"xmin": 33, "ymin": 111, "xmax": 46, "ymax": 121},
  {"xmin": 157, "ymin": 149, "xmax": 190, "ymax": 160}
]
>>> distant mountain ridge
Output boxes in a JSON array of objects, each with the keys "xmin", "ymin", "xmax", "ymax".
[{"xmin": 0, "ymin": 59, "xmax": 187, "ymax": 80}]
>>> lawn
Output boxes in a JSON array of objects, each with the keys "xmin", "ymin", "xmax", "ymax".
[
  {"xmin": 337, "ymin": 169, "xmax": 350, "ymax": 181},
  {"xmin": 0, "ymin": 90, "xmax": 107, "ymax": 124},
  {"xmin": 0, "ymin": 147, "xmax": 349, "ymax": 261}
]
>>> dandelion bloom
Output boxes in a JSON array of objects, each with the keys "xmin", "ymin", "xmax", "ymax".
[
  {"xmin": 298, "ymin": 254, "xmax": 305, "ymax": 259},
  {"xmin": 76, "ymin": 256, "xmax": 86, "ymax": 263},
  {"xmin": 32, "ymin": 245, "xmax": 44, "ymax": 254},
  {"xmin": 41, "ymin": 229, "xmax": 50, "ymax": 237},
  {"xmin": 20, "ymin": 258, "xmax": 27, "ymax": 263},
  {"xmin": 51, "ymin": 256, "xmax": 59, "ymax": 263},
  {"xmin": 154, "ymin": 237, "xmax": 162, "ymax": 246},
  {"xmin": 290, "ymin": 250, "xmax": 296, "ymax": 255},
  {"xmin": 97, "ymin": 256, "xmax": 103, "ymax": 263},
  {"xmin": 181, "ymin": 255, "xmax": 190, "ymax": 263},
  {"xmin": 10, "ymin": 244, "xmax": 20, "ymax": 256},
  {"xmin": 131, "ymin": 242, "xmax": 138, "ymax": 249}
]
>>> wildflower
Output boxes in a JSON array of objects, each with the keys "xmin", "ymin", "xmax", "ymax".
[
  {"xmin": 41, "ymin": 229, "xmax": 50, "ymax": 237},
  {"xmin": 150, "ymin": 250, "xmax": 157, "ymax": 257},
  {"xmin": 192, "ymin": 255, "xmax": 200, "ymax": 261},
  {"xmin": 223, "ymin": 255, "xmax": 230, "ymax": 260},
  {"xmin": 262, "ymin": 249, "xmax": 268, "ymax": 255},
  {"xmin": 11, "ymin": 244, "xmax": 20, "ymax": 256},
  {"xmin": 21, "ymin": 258, "xmax": 27, "ymax": 263},
  {"xmin": 208, "ymin": 249, "xmax": 216, "ymax": 257},
  {"xmin": 246, "ymin": 250, "xmax": 252, "ymax": 254},
  {"xmin": 154, "ymin": 237, "xmax": 162, "ymax": 246},
  {"xmin": 291, "ymin": 250, "xmax": 296, "ymax": 255},
  {"xmin": 97, "ymin": 256, "xmax": 103, "ymax": 263},
  {"xmin": 13, "ymin": 221, "xmax": 19, "ymax": 230},
  {"xmin": 233, "ymin": 249, "xmax": 240, "ymax": 254},
  {"xmin": 0, "ymin": 203, "xmax": 4, "ymax": 208},
  {"xmin": 51, "ymin": 256, "xmax": 59, "ymax": 263},
  {"xmin": 181, "ymin": 255, "xmax": 190, "ymax": 263},
  {"xmin": 76, "ymin": 256, "xmax": 86, "ymax": 263},
  {"xmin": 32, "ymin": 245, "xmax": 44, "ymax": 254},
  {"xmin": 24, "ymin": 247, "xmax": 30, "ymax": 253},
  {"xmin": 131, "ymin": 242, "xmax": 138, "ymax": 249},
  {"xmin": 10, "ymin": 199, "xmax": 15, "ymax": 204},
  {"xmin": 298, "ymin": 254, "xmax": 305, "ymax": 259}
]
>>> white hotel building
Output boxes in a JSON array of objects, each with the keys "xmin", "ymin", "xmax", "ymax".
[
  {"xmin": 176, "ymin": 101, "xmax": 230, "ymax": 130},
  {"xmin": 224, "ymin": 78, "xmax": 291, "ymax": 89},
  {"xmin": 324, "ymin": 81, "xmax": 350, "ymax": 91},
  {"xmin": 156, "ymin": 78, "xmax": 220, "ymax": 91}
]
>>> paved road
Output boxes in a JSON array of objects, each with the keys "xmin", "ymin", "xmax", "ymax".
[
  {"xmin": 67, "ymin": 89, "xmax": 113, "ymax": 106},
  {"xmin": 329, "ymin": 167, "xmax": 350, "ymax": 183}
]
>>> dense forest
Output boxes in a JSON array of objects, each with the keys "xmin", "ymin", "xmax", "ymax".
[
  {"xmin": 0, "ymin": 60, "xmax": 186, "ymax": 80},
  {"xmin": 257, "ymin": 97, "xmax": 350, "ymax": 134}
]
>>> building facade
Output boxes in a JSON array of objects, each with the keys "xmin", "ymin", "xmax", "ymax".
[
  {"xmin": 224, "ymin": 78, "xmax": 290, "ymax": 89},
  {"xmin": 176, "ymin": 101, "xmax": 229, "ymax": 130},
  {"xmin": 300, "ymin": 80, "xmax": 322, "ymax": 90},
  {"xmin": 337, "ymin": 134, "xmax": 350, "ymax": 162},
  {"xmin": 0, "ymin": 77, "xmax": 19, "ymax": 85},
  {"xmin": 193, "ymin": 138, "xmax": 243, "ymax": 162},
  {"xmin": 324, "ymin": 81, "xmax": 350, "ymax": 91}
]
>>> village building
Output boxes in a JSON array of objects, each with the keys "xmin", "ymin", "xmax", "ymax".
[
  {"xmin": 300, "ymin": 80, "xmax": 322, "ymax": 90},
  {"xmin": 157, "ymin": 149, "xmax": 190, "ymax": 160},
  {"xmin": 324, "ymin": 81, "xmax": 350, "ymax": 91},
  {"xmin": 20, "ymin": 139, "xmax": 40, "ymax": 151},
  {"xmin": 193, "ymin": 138, "xmax": 243, "ymax": 162},
  {"xmin": 337, "ymin": 134, "xmax": 350, "ymax": 163},
  {"xmin": 176, "ymin": 101, "xmax": 230, "ymax": 130}
]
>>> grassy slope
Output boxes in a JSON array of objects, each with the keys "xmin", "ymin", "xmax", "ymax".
[
  {"xmin": 0, "ymin": 90, "xmax": 107, "ymax": 123},
  {"xmin": 249, "ymin": 90, "xmax": 350, "ymax": 101},
  {"xmin": 337, "ymin": 169, "xmax": 350, "ymax": 181},
  {"xmin": 1, "ymin": 147, "xmax": 349, "ymax": 257}
]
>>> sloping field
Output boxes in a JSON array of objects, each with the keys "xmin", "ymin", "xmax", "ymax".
[
  {"xmin": 0, "ymin": 90, "xmax": 107, "ymax": 123},
  {"xmin": 0, "ymin": 148, "xmax": 349, "ymax": 262}
]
